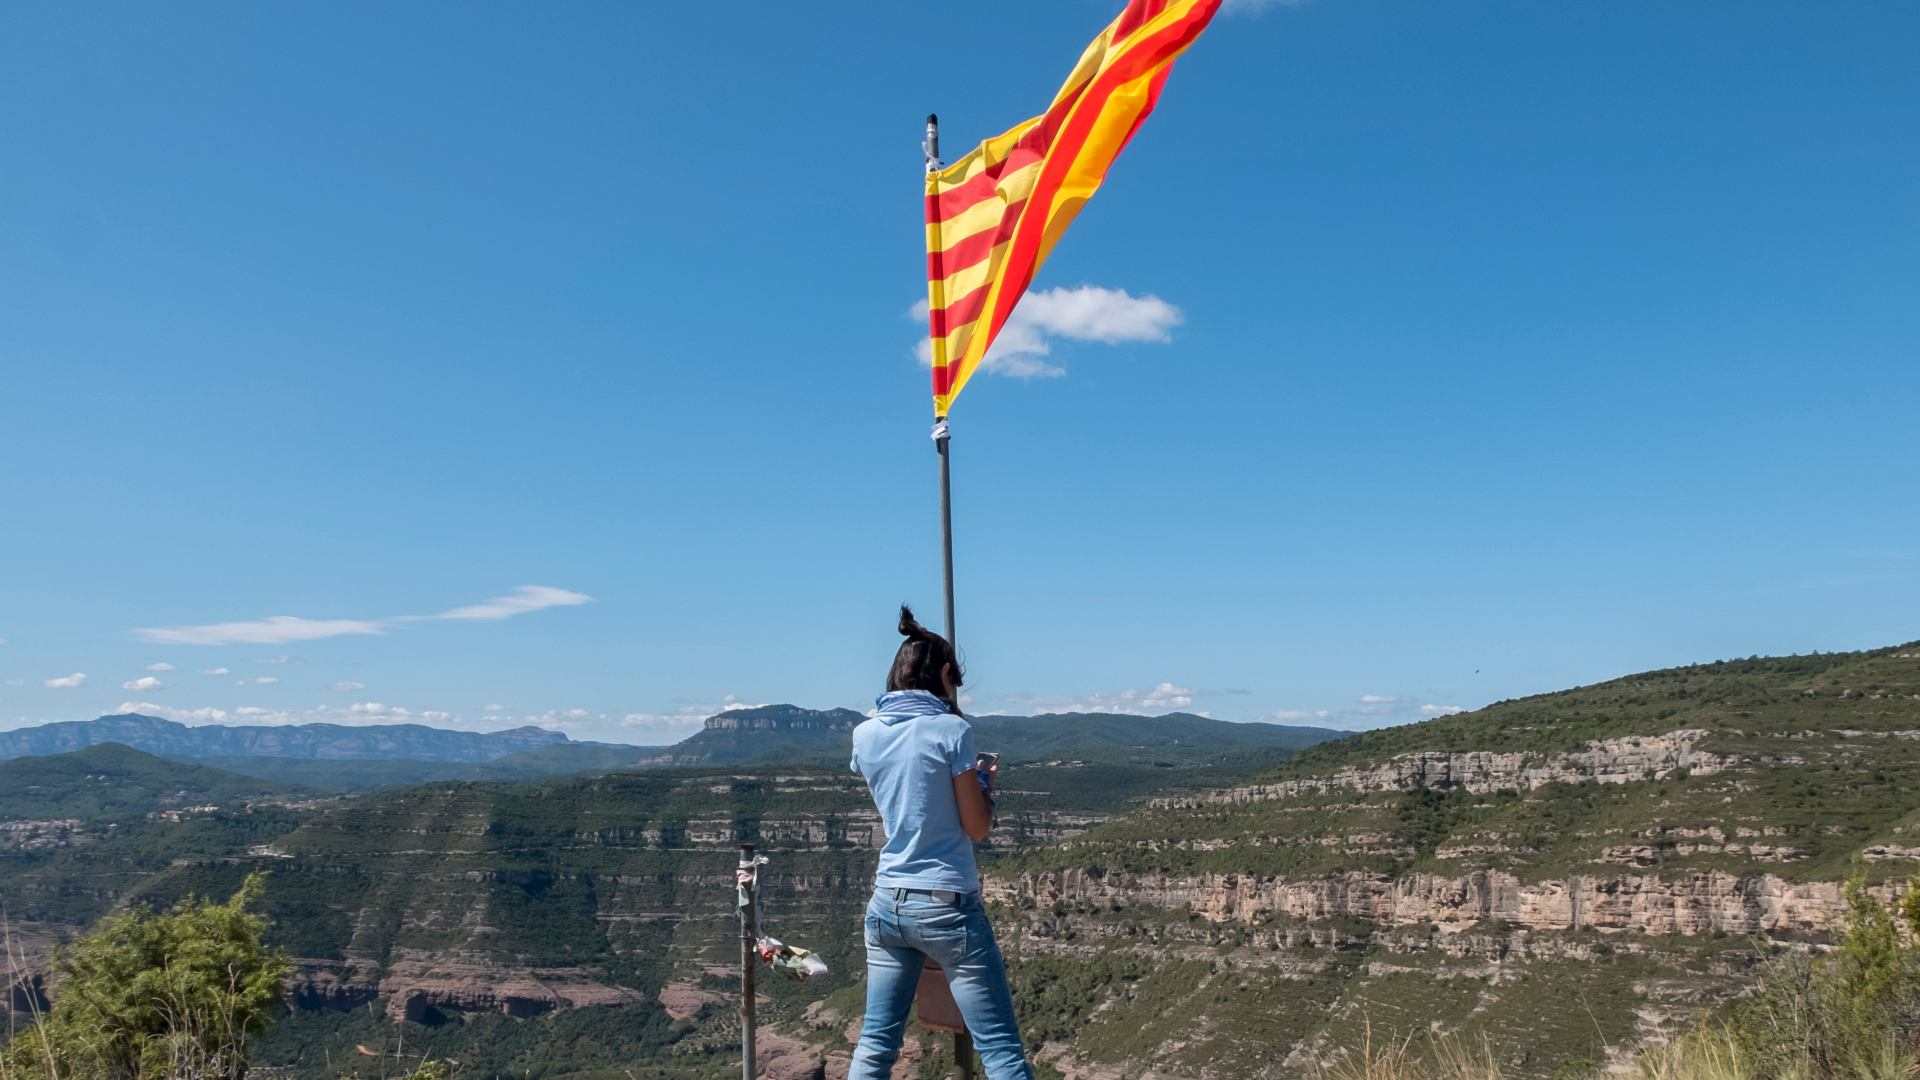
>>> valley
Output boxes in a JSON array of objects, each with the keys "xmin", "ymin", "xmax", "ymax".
[{"xmin": 3, "ymin": 645, "xmax": 1918, "ymax": 1078}]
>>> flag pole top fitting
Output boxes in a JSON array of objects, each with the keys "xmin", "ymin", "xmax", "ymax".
[{"xmin": 923, "ymin": 114, "xmax": 941, "ymax": 173}]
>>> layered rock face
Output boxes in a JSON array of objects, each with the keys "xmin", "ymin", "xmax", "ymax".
[
  {"xmin": 1153, "ymin": 730, "xmax": 1739, "ymax": 807},
  {"xmin": 993, "ymin": 648, "xmax": 1920, "ymax": 1078},
  {"xmin": 699, "ymin": 706, "xmax": 864, "ymax": 734},
  {"xmin": 992, "ymin": 866, "xmax": 1899, "ymax": 937}
]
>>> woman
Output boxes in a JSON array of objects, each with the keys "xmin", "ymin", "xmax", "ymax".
[{"xmin": 846, "ymin": 607, "xmax": 1032, "ymax": 1080}]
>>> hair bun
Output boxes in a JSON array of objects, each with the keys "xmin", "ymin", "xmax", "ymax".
[{"xmin": 898, "ymin": 604, "xmax": 928, "ymax": 639}]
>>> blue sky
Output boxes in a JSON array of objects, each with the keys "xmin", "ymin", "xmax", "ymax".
[{"xmin": 3, "ymin": 1, "xmax": 1916, "ymax": 743}]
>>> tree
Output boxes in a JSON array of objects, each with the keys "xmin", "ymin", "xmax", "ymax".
[{"xmin": 2, "ymin": 873, "xmax": 289, "ymax": 1080}]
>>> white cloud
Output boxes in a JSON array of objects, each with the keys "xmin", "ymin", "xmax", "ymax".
[
  {"xmin": 1266, "ymin": 708, "xmax": 1333, "ymax": 723},
  {"xmin": 997, "ymin": 681, "xmax": 1198, "ymax": 717},
  {"xmin": 202, "ymin": 667, "xmax": 230, "ymax": 675},
  {"xmin": 136, "ymin": 585, "xmax": 593, "ymax": 646},
  {"xmin": 427, "ymin": 585, "xmax": 594, "ymax": 622},
  {"xmin": 242, "ymin": 676, "xmax": 279, "ymax": 686},
  {"xmin": 484, "ymin": 703, "xmax": 506, "ymax": 713},
  {"xmin": 117, "ymin": 701, "xmax": 229, "ymax": 724},
  {"xmin": 44, "ymin": 673, "xmax": 87, "ymax": 689},
  {"xmin": 1264, "ymin": 693, "xmax": 1480, "ymax": 732},
  {"xmin": 138, "ymin": 616, "xmax": 384, "ymax": 647},
  {"xmin": 145, "ymin": 662, "xmax": 175, "ymax": 672},
  {"xmin": 522, "ymin": 707, "xmax": 600, "ymax": 733},
  {"xmin": 122, "ymin": 676, "xmax": 165, "ymax": 691},
  {"xmin": 912, "ymin": 285, "xmax": 1183, "ymax": 379},
  {"xmin": 331, "ymin": 680, "xmax": 366, "ymax": 692},
  {"xmin": 105, "ymin": 699, "xmax": 483, "ymax": 730},
  {"xmin": 619, "ymin": 695, "xmax": 764, "ymax": 741},
  {"xmin": 619, "ymin": 711, "xmax": 702, "ymax": 741}
]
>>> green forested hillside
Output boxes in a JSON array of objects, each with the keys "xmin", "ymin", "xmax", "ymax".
[
  {"xmin": 668, "ymin": 705, "xmax": 1340, "ymax": 769},
  {"xmin": 0, "ymin": 744, "xmax": 291, "ymax": 821}
]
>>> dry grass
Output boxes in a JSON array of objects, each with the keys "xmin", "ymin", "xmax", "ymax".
[
  {"xmin": 1310, "ymin": 1021, "xmax": 1504, "ymax": 1080},
  {"xmin": 1, "ymin": 916, "xmax": 61, "ymax": 1080}
]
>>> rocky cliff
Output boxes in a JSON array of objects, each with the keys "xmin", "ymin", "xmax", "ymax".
[{"xmin": 984, "ymin": 644, "xmax": 1920, "ymax": 1078}]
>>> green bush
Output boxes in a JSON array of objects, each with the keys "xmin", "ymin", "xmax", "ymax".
[
  {"xmin": 1, "ymin": 872, "xmax": 289, "ymax": 1080},
  {"xmin": 1713, "ymin": 875, "xmax": 1920, "ymax": 1079}
]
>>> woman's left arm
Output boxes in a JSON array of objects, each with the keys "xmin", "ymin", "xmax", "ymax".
[{"xmin": 952, "ymin": 770, "xmax": 994, "ymax": 842}]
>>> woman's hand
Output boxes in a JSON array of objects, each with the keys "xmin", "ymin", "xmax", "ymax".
[{"xmin": 953, "ymin": 768, "xmax": 994, "ymax": 843}]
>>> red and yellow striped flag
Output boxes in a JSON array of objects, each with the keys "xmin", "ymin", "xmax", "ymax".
[{"xmin": 924, "ymin": 0, "xmax": 1222, "ymax": 417}]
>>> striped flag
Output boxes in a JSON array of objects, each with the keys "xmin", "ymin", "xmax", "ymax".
[{"xmin": 924, "ymin": 0, "xmax": 1222, "ymax": 417}]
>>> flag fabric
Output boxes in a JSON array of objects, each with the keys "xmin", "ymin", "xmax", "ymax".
[{"xmin": 923, "ymin": 0, "xmax": 1222, "ymax": 417}]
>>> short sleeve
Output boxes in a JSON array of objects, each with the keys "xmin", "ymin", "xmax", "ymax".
[
  {"xmin": 848, "ymin": 746, "xmax": 861, "ymax": 776},
  {"xmin": 947, "ymin": 722, "xmax": 977, "ymax": 778}
]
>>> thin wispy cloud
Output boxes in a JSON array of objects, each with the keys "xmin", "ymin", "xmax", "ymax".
[
  {"xmin": 122, "ymin": 676, "xmax": 165, "ymax": 691},
  {"xmin": 202, "ymin": 667, "xmax": 230, "ymax": 676},
  {"xmin": 425, "ymin": 585, "xmax": 593, "ymax": 622},
  {"xmin": 139, "ymin": 616, "xmax": 384, "ymax": 647},
  {"xmin": 332, "ymin": 680, "xmax": 366, "ymax": 692},
  {"xmin": 134, "ymin": 585, "xmax": 594, "ymax": 646},
  {"xmin": 912, "ymin": 285, "xmax": 1183, "ymax": 379},
  {"xmin": 44, "ymin": 672, "xmax": 87, "ymax": 689},
  {"xmin": 146, "ymin": 662, "xmax": 175, "ymax": 672}
]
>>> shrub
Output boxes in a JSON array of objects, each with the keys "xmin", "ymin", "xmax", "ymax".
[
  {"xmin": 1, "ymin": 872, "xmax": 289, "ymax": 1080},
  {"xmin": 1717, "ymin": 875, "xmax": 1920, "ymax": 1079}
]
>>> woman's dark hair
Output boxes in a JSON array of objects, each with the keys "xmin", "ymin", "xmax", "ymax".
[{"xmin": 887, "ymin": 605, "xmax": 963, "ymax": 704}]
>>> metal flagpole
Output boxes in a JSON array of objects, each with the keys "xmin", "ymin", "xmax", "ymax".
[
  {"xmin": 738, "ymin": 844, "xmax": 757, "ymax": 1080},
  {"xmin": 937, "ymin": 422, "xmax": 956, "ymax": 649},
  {"xmin": 924, "ymin": 112, "xmax": 978, "ymax": 1080},
  {"xmin": 925, "ymin": 114, "xmax": 958, "ymax": 651}
]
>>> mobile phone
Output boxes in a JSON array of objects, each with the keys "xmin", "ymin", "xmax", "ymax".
[{"xmin": 974, "ymin": 751, "xmax": 999, "ymax": 796}]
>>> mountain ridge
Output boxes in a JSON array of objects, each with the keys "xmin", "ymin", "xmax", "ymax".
[
  {"xmin": 0, "ymin": 704, "xmax": 1343, "ymax": 778},
  {"xmin": 0, "ymin": 713, "xmax": 580, "ymax": 764}
]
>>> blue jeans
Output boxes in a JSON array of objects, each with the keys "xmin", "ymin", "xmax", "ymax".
[{"xmin": 848, "ymin": 888, "xmax": 1033, "ymax": 1080}]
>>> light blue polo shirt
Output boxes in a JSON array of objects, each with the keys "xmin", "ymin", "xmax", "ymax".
[{"xmin": 851, "ymin": 690, "xmax": 980, "ymax": 893}]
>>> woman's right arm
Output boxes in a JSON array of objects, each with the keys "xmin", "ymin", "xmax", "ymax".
[{"xmin": 952, "ymin": 769, "xmax": 994, "ymax": 843}]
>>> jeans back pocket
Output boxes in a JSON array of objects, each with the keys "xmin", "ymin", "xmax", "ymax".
[{"xmin": 910, "ymin": 905, "xmax": 974, "ymax": 968}]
